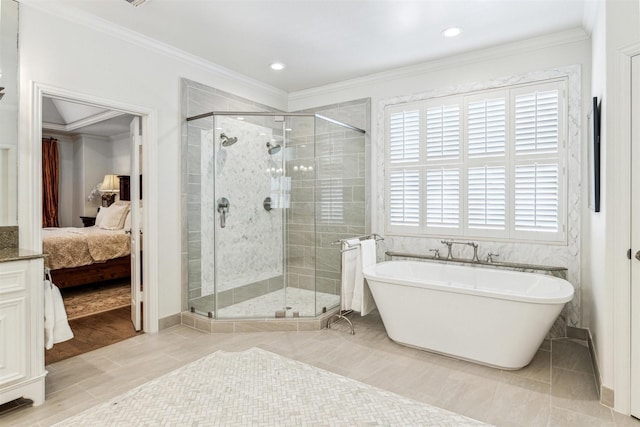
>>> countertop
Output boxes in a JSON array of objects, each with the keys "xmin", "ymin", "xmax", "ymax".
[{"xmin": 0, "ymin": 248, "xmax": 44, "ymax": 263}]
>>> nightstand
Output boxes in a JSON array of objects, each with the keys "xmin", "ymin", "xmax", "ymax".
[{"xmin": 80, "ymin": 216, "xmax": 96, "ymax": 227}]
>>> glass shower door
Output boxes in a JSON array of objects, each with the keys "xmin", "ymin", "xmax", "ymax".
[{"xmin": 212, "ymin": 114, "xmax": 286, "ymax": 319}]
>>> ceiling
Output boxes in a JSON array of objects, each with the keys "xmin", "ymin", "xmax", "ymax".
[
  {"xmin": 32, "ymin": 0, "xmax": 593, "ymax": 93},
  {"xmin": 42, "ymin": 97, "xmax": 134, "ymax": 138}
]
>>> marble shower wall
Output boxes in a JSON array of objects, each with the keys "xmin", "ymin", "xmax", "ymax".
[
  {"xmin": 376, "ymin": 66, "xmax": 582, "ymax": 330},
  {"xmin": 207, "ymin": 116, "xmax": 283, "ymax": 293}
]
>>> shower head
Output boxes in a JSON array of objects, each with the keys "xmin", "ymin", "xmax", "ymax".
[
  {"xmin": 266, "ymin": 141, "xmax": 281, "ymax": 155},
  {"xmin": 220, "ymin": 133, "xmax": 238, "ymax": 147}
]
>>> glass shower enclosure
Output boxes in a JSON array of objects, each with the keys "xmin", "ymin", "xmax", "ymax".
[{"xmin": 186, "ymin": 111, "xmax": 365, "ymax": 320}]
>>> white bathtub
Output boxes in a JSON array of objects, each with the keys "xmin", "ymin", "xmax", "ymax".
[{"xmin": 362, "ymin": 260, "xmax": 574, "ymax": 369}]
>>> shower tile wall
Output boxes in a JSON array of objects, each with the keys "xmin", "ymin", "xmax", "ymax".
[
  {"xmin": 181, "ymin": 79, "xmax": 280, "ymax": 312},
  {"xmin": 206, "ymin": 116, "xmax": 283, "ymax": 293},
  {"xmin": 288, "ymin": 99, "xmax": 371, "ymax": 302}
]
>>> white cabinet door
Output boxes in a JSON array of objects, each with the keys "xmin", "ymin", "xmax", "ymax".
[
  {"xmin": 0, "ymin": 265, "xmax": 27, "ymax": 387},
  {"xmin": 0, "ymin": 296, "xmax": 26, "ymax": 385}
]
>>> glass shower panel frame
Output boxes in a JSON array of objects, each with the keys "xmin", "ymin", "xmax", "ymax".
[{"xmin": 186, "ymin": 117, "xmax": 215, "ymax": 317}]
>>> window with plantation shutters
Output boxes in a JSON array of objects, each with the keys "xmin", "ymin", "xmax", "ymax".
[
  {"xmin": 425, "ymin": 168, "xmax": 459, "ymax": 228},
  {"xmin": 389, "ymin": 169, "xmax": 420, "ymax": 226},
  {"xmin": 385, "ymin": 79, "xmax": 566, "ymax": 242},
  {"xmin": 515, "ymin": 163, "xmax": 559, "ymax": 232},
  {"xmin": 515, "ymin": 90, "xmax": 559, "ymax": 153},
  {"xmin": 467, "ymin": 97, "xmax": 506, "ymax": 157},
  {"xmin": 389, "ymin": 110, "xmax": 420, "ymax": 164},
  {"xmin": 468, "ymin": 166, "xmax": 506, "ymax": 230},
  {"xmin": 426, "ymin": 104, "xmax": 460, "ymax": 159}
]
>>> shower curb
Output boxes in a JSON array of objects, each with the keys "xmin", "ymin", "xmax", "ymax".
[{"xmin": 180, "ymin": 307, "xmax": 339, "ymax": 333}]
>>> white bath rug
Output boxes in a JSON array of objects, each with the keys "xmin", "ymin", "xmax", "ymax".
[{"xmin": 54, "ymin": 347, "xmax": 490, "ymax": 426}]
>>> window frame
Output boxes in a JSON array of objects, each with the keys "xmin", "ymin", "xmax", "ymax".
[{"xmin": 384, "ymin": 78, "xmax": 567, "ymax": 244}]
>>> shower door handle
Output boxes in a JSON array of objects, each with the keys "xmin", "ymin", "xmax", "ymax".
[{"xmin": 217, "ymin": 197, "xmax": 229, "ymax": 228}]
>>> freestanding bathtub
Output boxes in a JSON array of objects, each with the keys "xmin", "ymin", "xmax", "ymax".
[{"xmin": 363, "ymin": 260, "xmax": 574, "ymax": 369}]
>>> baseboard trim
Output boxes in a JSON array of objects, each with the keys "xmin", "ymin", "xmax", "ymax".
[
  {"xmin": 567, "ymin": 326, "xmax": 613, "ymax": 407},
  {"xmin": 158, "ymin": 313, "xmax": 181, "ymax": 330}
]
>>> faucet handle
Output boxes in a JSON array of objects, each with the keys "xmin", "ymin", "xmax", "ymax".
[
  {"xmin": 429, "ymin": 249, "xmax": 440, "ymax": 259},
  {"xmin": 486, "ymin": 253, "xmax": 499, "ymax": 263}
]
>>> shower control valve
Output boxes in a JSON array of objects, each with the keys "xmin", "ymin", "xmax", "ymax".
[{"xmin": 217, "ymin": 197, "xmax": 230, "ymax": 228}]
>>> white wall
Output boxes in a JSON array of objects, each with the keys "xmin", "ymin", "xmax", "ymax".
[
  {"xmin": 110, "ymin": 133, "xmax": 131, "ymax": 176},
  {"xmin": 18, "ymin": 4, "xmax": 287, "ymax": 320},
  {"xmin": 587, "ymin": 0, "xmax": 609, "ymax": 391}
]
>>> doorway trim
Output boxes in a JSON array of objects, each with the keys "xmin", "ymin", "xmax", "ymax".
[
  {"xmin": 21, "ymin": 81, "xmax": 159, "ymax": 333},
  {"xmin": 611, "ymin": 41, "xmax": 640, "ymax": 415}
]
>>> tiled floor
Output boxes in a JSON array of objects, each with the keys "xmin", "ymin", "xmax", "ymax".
[{"xmin": 3, "ymin": 311, "xmax": 640, "ymax": 426}]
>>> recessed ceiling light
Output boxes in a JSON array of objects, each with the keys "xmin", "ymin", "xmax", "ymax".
[
  {"xmin": 285, "ymin": 128, "xmax": 292, "ymax": 132},
  {"xmin": 441, "ymin": 27, "xmax": 462, "ymax": 38},
  {"xmin": 237, "ymin": 117, "xmax": 244, "ymax": 121},
  {"xmin": 270, "ymin": 62, "xmax": 286, "ymax": 71}
]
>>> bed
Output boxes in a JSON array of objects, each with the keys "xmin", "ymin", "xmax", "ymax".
[{"xmin": 44, "ymin": 175, "xmax": 139, "ymax": 289}]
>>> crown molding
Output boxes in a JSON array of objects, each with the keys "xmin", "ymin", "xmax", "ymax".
[
  {"xmin": 288, "ymin": 27, "xmax": 589, "ymax": 103},
  {"xmin": 42, "ymin": 110, "xmax": 124, "ymax": 133},
  {"xmin": 17, "ymin": 0, "xmax": 288, "ymax": 100}
]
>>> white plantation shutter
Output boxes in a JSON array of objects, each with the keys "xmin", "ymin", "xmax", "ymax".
[
  {"xmin": 426, "ymin": 105, "xmax": 460, "ymax": 159},
  {"xmin": 389, "ymin": 169, "xmax": 420, "ymax": 226},
  {"xmin": 515, "ymin": 163, "xmax": 559, "ymax": 232},
  {"xmin": 468, "ymin": 97, "xmax": 506, "ymax": 157},
  {"xmin": 385, "ymin": 79, "xmax": 565, "ymax": 242},
  {"xmin": 468, "ymin": 166, "xmax": 505, "ymax": 229},
  {"xmin": 389, "ymin": 110, "xmax": 420, "ymax": 163},
  {"xmin": 515, "ymin": 90, "xmax": 559, "ymax": 153},
  {"xmin": 425, "ymin": 168, "xmax": 460, "ymax": 228}
]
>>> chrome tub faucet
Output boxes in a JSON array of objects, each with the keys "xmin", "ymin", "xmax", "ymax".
[
  {"xmin": 440, "ymin": 240, "xmax": 454, "ymax": 259},
  {"xmin": 468, "ymin": 241, "xmax": 480, "ymax": 262}
]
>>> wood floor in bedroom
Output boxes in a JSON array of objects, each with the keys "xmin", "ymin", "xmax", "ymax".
[{"xmin": 45, "ymin": 283, "xmax": 142, "ymax": 365}]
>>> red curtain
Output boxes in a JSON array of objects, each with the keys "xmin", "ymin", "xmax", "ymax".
[{"xmin": 42, "ymin": 138, "xmax": 59, "ymax": 227}]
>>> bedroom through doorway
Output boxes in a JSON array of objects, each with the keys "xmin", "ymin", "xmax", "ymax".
[{"xmin": 41, "ymin": 96, "xmax": 144, "ymax": 364}]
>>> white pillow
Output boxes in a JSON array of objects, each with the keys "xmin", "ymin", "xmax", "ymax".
[
  {"xmin": 95, "ymin": 207, "xmax": 106, "ymax": 227},
  {"xmin": 98, "ymin": 204, "xmax": 129, "ymax": 230}
]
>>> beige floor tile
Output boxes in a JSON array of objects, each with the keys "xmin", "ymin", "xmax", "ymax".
[
  {"xmin": 552, "ymin": 338, "xmax": 594, "ymax": 374},
  {"xmin": 613, "ymin": 411, "xmax": 640, "ymax": 426},
  {"xmin": 487, "ymin": 374, "xmax": 551, "ymax": 426},
  {"xmin": 549, "ymin": 406, "xmax": 615, "ymax": 426},
  {"xmin": 551, "ymin": 367, "xmax": 614, "ymax": 422},
  {"xmin": 1, "ymin": 313, "xmax": 613, "ymax": 427},
  {"xmin": 433, "ymin": 369, "xmax": 500, "ymax": 423},
  {"xmin": 504, "ymin": 349, "xmax": 551, "ymax": 384}
]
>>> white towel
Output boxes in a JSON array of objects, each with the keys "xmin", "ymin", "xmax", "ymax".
[
  {"xmin": 340, "ymin": 238, "xmax": 360, "ymax": 310},
  {"xmin": 44, "ymin": 280, "xmax": 55, "ymax": 350},
  {"xmin": 351, "ymin": 238, "xmax": 377, "ymax": 316},
  {"xmin": 44, "ymin": 279, "xmax": 74, "ymax": 350}
]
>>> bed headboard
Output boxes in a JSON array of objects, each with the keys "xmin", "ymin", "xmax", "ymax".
[{"xmin": 118, "ymin": 175, "xmax": 142, "ymax": 201}]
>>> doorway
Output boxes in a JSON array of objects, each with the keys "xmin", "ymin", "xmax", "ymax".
[{"xmin": 38, "ymin": 93, "xmax": 146, "ymax": 363}]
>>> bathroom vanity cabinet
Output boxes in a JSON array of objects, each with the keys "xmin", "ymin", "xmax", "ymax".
[{"xmin": 0, "ymin": 255, "xmax": 46, "ymax": 406}]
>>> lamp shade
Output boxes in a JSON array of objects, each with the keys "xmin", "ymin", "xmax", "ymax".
[{"xmin": 100, "ymin": 174, "xmax": 120, "ymax": 193}]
